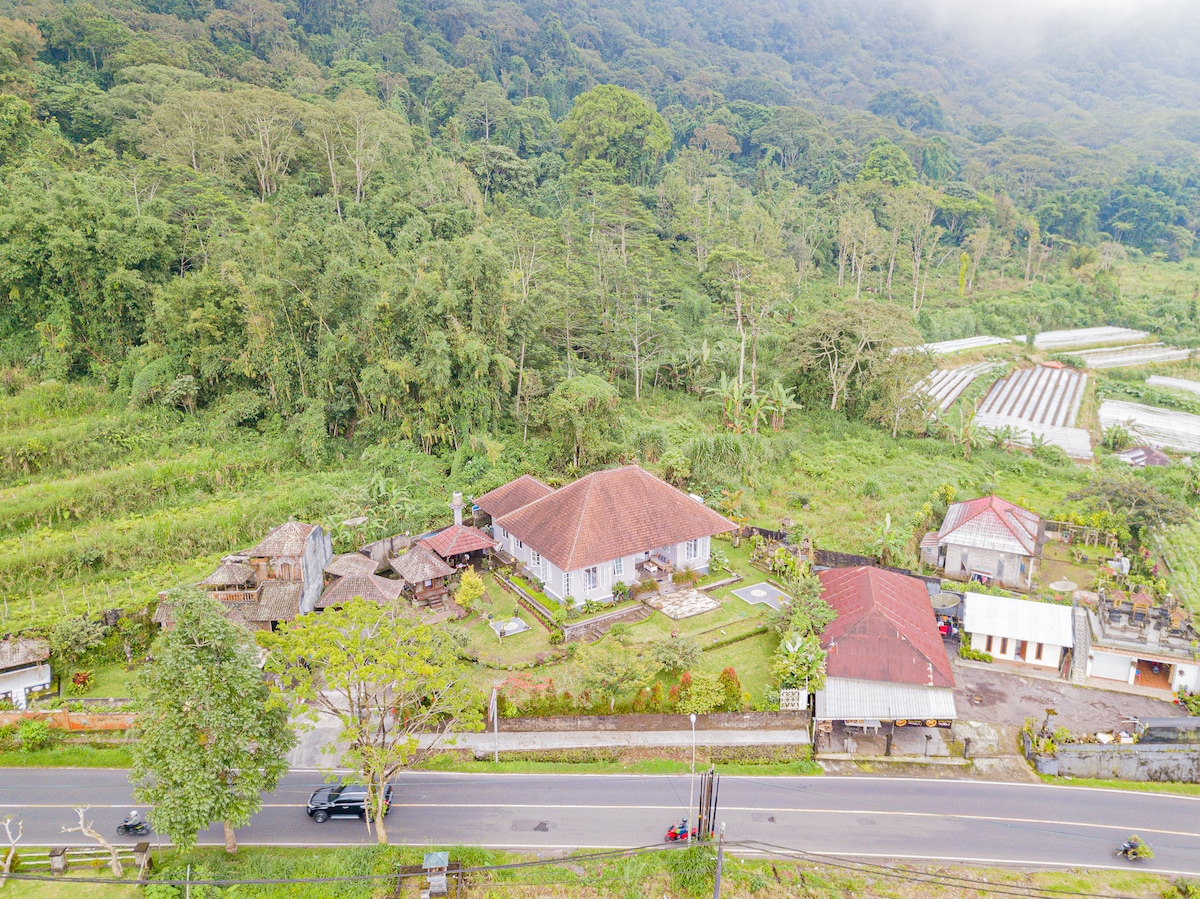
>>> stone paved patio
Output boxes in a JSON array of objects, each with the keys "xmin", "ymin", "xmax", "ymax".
[{"xmin": 647, "ymin": 588, "xmax": 720, "ymax": 619}]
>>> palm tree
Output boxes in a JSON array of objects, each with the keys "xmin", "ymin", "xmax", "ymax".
[{"xmin": 704, "ymin": 372, "xmax": 747, "ymax": 433}]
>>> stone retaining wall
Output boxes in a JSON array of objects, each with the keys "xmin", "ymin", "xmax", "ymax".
[{"xmin": 498, "ymin": 711, "xmax": 811, "ymax": 732}]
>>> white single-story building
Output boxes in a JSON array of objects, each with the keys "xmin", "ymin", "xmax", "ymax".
[
  {"xmin": 480, "ymin": 466, "xmax": 735, "ymax": 604},
  {"xmin": 0, "ymin": 638, "xmax": 51, "ymax": 710},
  {"xmin": 962, "ymin": 593, "xmax": 1074, "ymax": 671}
]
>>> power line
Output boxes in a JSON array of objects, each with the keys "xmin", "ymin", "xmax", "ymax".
[{"xmin": 735, "ymin": 840, "xmax": 1161, "ymax": 899}]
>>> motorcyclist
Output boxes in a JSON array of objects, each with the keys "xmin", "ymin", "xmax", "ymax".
[{"xmin": 122, "ymin": 810, "xmax": 142, "ymax": 828}]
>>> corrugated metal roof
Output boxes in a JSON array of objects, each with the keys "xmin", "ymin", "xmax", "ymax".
[
  {"xmin": 815, "ymin": 677, "xmax": 957, "ymax": 721},
  {"xmin": 961, "ymin": 593, "xmax": 1074, "ymax": 647},
  {"xmin": 819, "ymin": 567, "xmax": 955, "ymax": 688},
  {"xmin": 938, "ymin": 495, "xmax": 1040, "ymax": 556}
]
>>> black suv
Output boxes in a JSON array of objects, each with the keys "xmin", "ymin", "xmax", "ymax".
[{"xmin": 306, "ymin": 783, "xmax": 393, "ymax": 823}]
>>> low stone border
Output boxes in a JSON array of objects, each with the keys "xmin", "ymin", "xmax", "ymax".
[
  {"xmin": 0, "ymin": 710, "xmax": 134, "ymax": 731},
  {"xmin": 496, "ymin": 710, "xmax": 811, "ymax": 732}
]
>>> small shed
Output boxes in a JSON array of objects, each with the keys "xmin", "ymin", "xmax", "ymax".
[{"xmin": 423, "ymin": 851, "xmax": 449, "ymax": 897}]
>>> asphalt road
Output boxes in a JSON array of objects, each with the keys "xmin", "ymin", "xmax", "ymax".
[{"xmin": 7, "ymin": 769, "xmax": 1200, "ymax": 876}]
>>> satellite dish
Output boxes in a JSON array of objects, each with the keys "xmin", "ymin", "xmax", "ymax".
[{"xmin": 931, "ymin": 592, "xmax": 960, "ymax": 610}]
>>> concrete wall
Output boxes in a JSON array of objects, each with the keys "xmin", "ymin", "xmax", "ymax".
[
  {"xmin": 1174, "ymin": 661, "xmax": 1200, "ymax": 693},
  {"xmin": 0, "ymin": 710, "xmax": 134, "ymax": 731},
  {"xmin": 298, "ymin": 526, "xmax": 334, "ymax": 614},
  {"xmin": 497, "ymin": 711, "xmax": 811, "ymax": 732},
  {"xmin": 943, "ymin": 542, "xmax": 1032, "ymax": 589},
  {"xmin": 968, "ymin": 632, "xmax": 1064, "ymax": 668},
  {"xmin": 1042, "ymin": 742, "xmax": 1200, "ymax": 782}
]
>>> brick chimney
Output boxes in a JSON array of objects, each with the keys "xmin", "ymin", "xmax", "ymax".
[{"xmin": 451, "ymin": 492, "xmax": 464, "ymax": 527}]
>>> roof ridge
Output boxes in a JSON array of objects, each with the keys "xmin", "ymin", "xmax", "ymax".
[{"xmin": 565, "ymin": 471, "xmax": 599, "ymax": 571}]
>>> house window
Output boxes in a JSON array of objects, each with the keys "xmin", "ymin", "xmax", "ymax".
[
  {"xmin": 515, "ymin": 538, "xmax": 523, "ymax": 549},
  {"xmin": 1000, "ymin": 637, "xmax": 1009, "ymax": 655},
  {"xmin": 584, "ymin": 566, "xmax": 598, "ymax": 591},
  {"xmin": 1035, "ymin": 643, "xmax": 1044, "ymax": 660},
  {"xmin": 498, "ymin": 527, "xmax": 506, "ymax": 539},
  {"xmin": 685, "ymin": 540, "xmax": 698, "ymax": 562},
  {"xmin": 997, "ymin": 558, "xmax": 1005, "ymax": 580},
  {"xmin": 985, "ymin": 635, "xmax": 994, "ymax": 653},
  {"xmin": 531, "ymin": 551, "xmax": 541, "ymax": 570},
  {"xmin": 563, "ymin": 572, "xmax": 572, "ymax": 597},
  {"xmin": 960, "ymin": 551, "xmax": 968, "ymax": 571},
  {"xmin": 614, "ymin": 557, "xmax": 624, "ymax": 578}
]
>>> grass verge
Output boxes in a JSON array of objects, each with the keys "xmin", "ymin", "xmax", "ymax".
[
  {"xmin": 0, "ymin": 746, "xmax": 133, "ymax": 767},
  {"xmin": 1039, "ymin": 774, "xmax": 1200, "ymax": 797}
]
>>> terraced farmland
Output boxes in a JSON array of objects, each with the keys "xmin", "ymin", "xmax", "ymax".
[
  {"xmin": 1099, "ymin": 400, "xmax": 1200, "ymax": 452},
  {"xmin": 917, "ymin": 362, "xmax": 1002, "ymax": 412},
  {"xmin": 1157, "ymin": 522, "xmax": 1200, "ymax": 612},
  {"xmin": 1023, "ymin": 326, "xmax": 1149, "ymax": 350},
  {"xmin": 973, "ymin": 365, "xmax": 1093, "ymax": 459},
  {"xmin": 909, "ymin": 336, "xmax": 1012, "ymax": 355},
  {"xmin": 1146, "ymin": 375, "xmax": 1200, "ymax": 396},
  {"xmin": 1074, "ymin": 343, "xmax": 1193, "ymax": 369}
]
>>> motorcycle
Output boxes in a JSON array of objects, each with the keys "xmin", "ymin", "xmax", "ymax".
[
  {"xmin": 116, "ymin": 820, "xmax": 150, "ymax": 836},
  {"xmin": 1113, "ymin": 837, "xmax": 1153, "ymax": 861},
  {"xmin": 664, "ymin": 820, "xmax": 697, "ymax": 842}
]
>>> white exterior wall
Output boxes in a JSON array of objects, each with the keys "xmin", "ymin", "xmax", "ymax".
[
  {"xmin": 943, "ymin": 542, "xmax": 1033, "ymax": 590},
  {"xmin": 0, "ymin": 664, "xmax": 51, "ymax": 709},
  {"xmin": 969, "ymin": 631, "xmax": 1062, "ymax": 668},
  {"xmin": 1173, "ymin": 662, "xmax": 1200, "ymax": 693},
  {"xmin": 1087, "ymin": 650, "xmax": 1136, "ymax": 683}
]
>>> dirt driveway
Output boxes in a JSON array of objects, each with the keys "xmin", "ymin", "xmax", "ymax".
[{"xmin": 952, "ymin": 659, "xmax": 1185, "ymax": 734}]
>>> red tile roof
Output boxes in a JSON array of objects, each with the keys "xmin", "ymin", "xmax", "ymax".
[
  {"xmin": 249, "ymin": 521, "xmax": 319, "ymax": 557},
  {"xmin": 818, "ymin": 567, "xmax": 954, "ymax": 689},
  {"xmin": 937, "ymin": 495, "xmax": 1040, "ymax": 556},
  {"xmin": 493, "ymin": 465, "xmax": 735, "ymax": 572},
  {"xmin": 475, "ymin": 475, "xmax": 555, "ymax": 519},
  {"xmin": 421, "ymin": 524, "xmax": 497, "ymax": 559}
]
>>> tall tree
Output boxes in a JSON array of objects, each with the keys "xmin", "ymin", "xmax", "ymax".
[
  {"xmin": 260, "ymin": 599, "xmax": 480, "ymax": 844},
  {"xmin": 130, "ymin": 590, "xmax": 294, "ymax": 854}
]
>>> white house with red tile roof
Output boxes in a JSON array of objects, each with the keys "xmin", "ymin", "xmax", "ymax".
[
  {"xmin": 490, "ymin": 466, "xmax": 735, "ymax": 604},
  {"xmin": 922, "ymin": 495, "xmax": 1043, "ymax": 590}
]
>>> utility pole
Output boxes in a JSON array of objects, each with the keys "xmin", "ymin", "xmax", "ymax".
[
  {"xmin": 712, "ymin": 822, "xmax": 726, "ymax": 898},
  {"xmin": 688, "ymin": 713, "xmax": 697, "ymax": 841}
]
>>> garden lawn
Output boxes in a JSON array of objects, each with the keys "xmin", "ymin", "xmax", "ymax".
[
  {"xmin": 459, "ymin": 610, "xmax": 555, "ymax": 666},
  {"xmin": 0, "ymin": 745, "xmax": 133, "ymax": 767},
  {"xmin": 699, "ymin": 630, "xmax": 776, "ymax": 700},
  {"xmin": 74, "ymin": 661, "xmax": 133, "ymax": 699},
  {"xmin": 6, "ymin": 879, "xmax": 139, "ymax": 898}
]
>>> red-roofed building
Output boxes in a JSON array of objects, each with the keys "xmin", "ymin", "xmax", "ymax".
[
  {"xmin": 490, "ymin": 466, "xmax": 734, "ymax": 603},
  {"xmin": 814, "ymin": 567, "xmax": 956, "ymax": 727},
  {"xmin": 922, "ymin": 495, "xmax": 1043, "ymax": 590},
  {"xmin": 421, "ymin": 524, "xmax": 497, "ymax": 563},
  {"xmin": 475, "ymin": 475, "xmax": 554, "ymax": 520}
]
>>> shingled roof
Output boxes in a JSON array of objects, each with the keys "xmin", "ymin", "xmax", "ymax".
[
  {"xmin": 200, "ymin": 562, "xmax": 257, "ymax": 587},
  {"xmin": 390, "ymin": 544, "xmax": 454, "ymax": 582},
  {"xmin": 493, "ymin": 465, "xmax": 735, "ymax": 572},
  {"xmin": 316, "ymin": 574, "xmax": 404, "ymax": 609},
  {"xmin": 0, "ymin": 638, "xmax": 50, "ymax": 670},
  {"xmin": 324, "ymin": 553, "xmax": 380, "ymax": 578},
  {"xmin": 421, "ymin": 524, "xmax": 497, "ymax": 559},
  {"xmin": 475, "ymin": 474, "xmax": 554, "ymax": 519},
  {"xmin": 818, "ymin": 567, "xmax": 954, "ymax": 689},
  {"xmin": 249, "ymin": 521, "xmax": 319, "ymax": 557},
  {"xmin": 937, "ymin": 495, "xmax": 1041, "ymax": 557}
]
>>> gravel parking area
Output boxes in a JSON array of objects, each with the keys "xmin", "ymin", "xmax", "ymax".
[{"xmin": 952, "ymin": 659, "xmax": 1185, "ymax": 734}]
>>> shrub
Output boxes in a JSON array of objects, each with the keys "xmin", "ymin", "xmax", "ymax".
[
  {"xmin": 67, "ymin": 670, "xmax": 95, "ymax": 695},
  {"xmin": 718, "ymin": 667, "xmax": 742, "ymax": 712},
  {"xmin": 18, "ymin": 720, "xmax": 55, "ymax": 751},
  {"xmin": 859, "ymin": 479, "xmax": 881, "ymax": 498},
  {"xmin": 675, "ymin": 670, "xmax": 724, "ymax": 715},
  {"xmin": 958, "ymin": 643, "xmax": 993, "ymax": 663},
  {"xmin": 652, "ymin": 635, "xmax": 701, "ymax": 672},
  {"xmin": 668, "ymin": 844, "xmax": 716, "ymax": 898},
  {"xmin": 672, "ymin": 568, "xmax": 701, "ymax": 586},
  {"xmin": 0, "ymin": 725, "xmax": 17, "ymax": 752}
]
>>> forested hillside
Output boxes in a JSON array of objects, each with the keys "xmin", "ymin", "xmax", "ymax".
[{"xmin": 2, "ymin": 0, "xmax": 1200, "ymax": 626}]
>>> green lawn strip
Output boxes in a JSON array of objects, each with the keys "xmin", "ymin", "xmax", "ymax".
[
  {"xmin": 3, "ymin": 878, "xmax": 139, "ymax": 899},
  {"xmin": 74, "ymin": 661, "xmax": 133, "ymax": 699},
  {"xmin": 1038, "ymin": 774, "xmax": 1200, "ymax": 797},
  {"xmin": 0, "ymin": 746, "xmax": 133, "ymax": 767}
]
